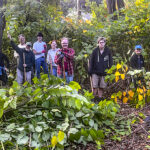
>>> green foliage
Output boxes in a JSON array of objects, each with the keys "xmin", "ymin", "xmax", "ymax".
[{"xmin": 0, "ymin": 75, "xmax": 131, "ymax": 149}]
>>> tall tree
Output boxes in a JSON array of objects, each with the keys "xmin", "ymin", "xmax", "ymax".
[
  {"xmin": 0, "ymin": 0, "xmax": 3, "ymax": 52},
  {"xmin": 106, "ymin": 0, "xmax": 124, "ymax": 14}
]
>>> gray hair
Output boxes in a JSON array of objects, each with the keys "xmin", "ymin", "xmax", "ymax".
[{"xmin": 97, "ymin": 37, "xmax": 106, "ymax": 44}]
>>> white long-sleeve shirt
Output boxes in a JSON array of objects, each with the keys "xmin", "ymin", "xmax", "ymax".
[{"xmin": 47, "ymin": 48, "xmax": 59, "ymax": 66}]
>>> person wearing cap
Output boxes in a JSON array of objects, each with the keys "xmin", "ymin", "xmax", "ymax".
[
  {"xmin": 7, "ymin": 33, "xmax": 35, "ymax": 84},
  {"xmin": 54, "ymin": 37, "xmax": 75, "ymax": 83},
  {"xmin": 33, "ymin": 32, "xmax": 48, "ymax": 78},
  {"xmin": 130, "ymin": 45, "xmax": 144, "ymax": 69},
  {"xmin": 88, "ymin": 37, "xmax": 113, "ymax": 100},
  {"xmin": 47, "ymin": 40, "xmax": 59, "ymax": 77}
]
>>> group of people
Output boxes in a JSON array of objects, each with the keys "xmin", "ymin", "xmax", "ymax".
[
  {"xmin": 0, "ymin": 34, "xmax": 144, "ymax": 101},
  {"xmin": 6, "ymin": 32, "xmax": 75, "ymax": 85},
  {"xmin": 88, "ymin": 37, "xmax": 144, "ymax": 100}
]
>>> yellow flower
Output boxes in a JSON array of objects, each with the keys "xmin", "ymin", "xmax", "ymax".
[{"xmin": 115, "ymin": 76, "xmax": 119, "ymax": 82}]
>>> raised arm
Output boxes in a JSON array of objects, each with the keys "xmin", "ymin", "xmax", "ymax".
[{"xmin": 7, "ymin": 32, "xmax": 22, "ymax": 55}]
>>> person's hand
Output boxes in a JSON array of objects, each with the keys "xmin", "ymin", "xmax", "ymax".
[
  {"xmin": 7, "ymin": 32, "xmax": 12, "ymax": 40},
  {"xmin": 44, "ymin": 45, "xmax": 47, "ymax": 49},
  {"xmin": 42, "ymin": 50, "xmax": 46, "ymax": 53},
  {"xmin": 59, "ymin": 54, "xmax": 64, "ymax": 59},
  {"xmin": 23, "ymin": 64, "xmax": 27, "ymax": 67},
  {"xmin": 5, "ymin": 68, "xmax": 8, "ymax": 72}
]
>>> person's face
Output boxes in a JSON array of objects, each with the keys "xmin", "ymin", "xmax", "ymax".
[
  {"xmin": 51, "ymin": 41, "xmax": 57, "ymax": 49},
  {"xmin": 26, "ymin": 45, "xmax": 31, "ymax": 50},
  {"xmin": 135, "ymin": 48, "xmax": 142, "ymax": 55},
  {"xmin": 61, "ymin": 39, "xmax": 68, "ymax": 49},
  {"xmin": 19, "ymin": 36, "xmax": 25, "ymax": 44},
  {"xmin": 98, "ymin": 40, "xmax": 106, "ymax": 49},
  {"xmin": 37, "ymin": 36, "xmax": 43, "ymax": 41}
]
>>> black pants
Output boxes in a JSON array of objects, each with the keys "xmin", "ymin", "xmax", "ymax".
[{"xmin": 0, "ymin": 70, "xmax": 8, "ymax": 85}]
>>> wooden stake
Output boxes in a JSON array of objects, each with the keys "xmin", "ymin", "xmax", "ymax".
[
  {"xmin": 23, "ymin": 53, "xmax": 26, "ymax": 82},
  {"xmin": 88, "ymin": 59, "xmax": 93, "ymax": 93}
]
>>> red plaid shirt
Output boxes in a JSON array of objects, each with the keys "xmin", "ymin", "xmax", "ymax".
[{"xmin": 54, "ymin": 48, "xmax": 75, "ymax": 76}]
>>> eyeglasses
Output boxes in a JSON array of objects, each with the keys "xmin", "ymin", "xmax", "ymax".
[
  {"xmin": 99, "ymin": 42, "xmax": 105, "ymax": 44},
  {"xmin": 136, "ymin": 48, "xmax": 141, "ymax": 50}
]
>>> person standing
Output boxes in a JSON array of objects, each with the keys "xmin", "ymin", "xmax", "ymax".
[
  {"xmin": 88, "ymin": 37, "xmax": 113, "ymax": 99},
  {"xmin": 8, "ymin": 33, "xmax": 35, "ymax": 84},
  {"xmin": 14, "ymin": 34, "xmax": 26, "ymax": 65},
  {"xmin": 47, "ymin": 40, "xmax": 59, "ymax": 77},
  {"xmin": 33, "ymin": 32, "xmax": 48, "ymax": 78},
  {"xmin": 55, "ymin": 37, "xmax": 75, "ymax": 83},
  {"xmin": 0, "ymin": 51, "xmax": 9, "ymax": 85},
  {"xmin": 130, "ymin": 45, "xmax": 144, "ymax": 69}
]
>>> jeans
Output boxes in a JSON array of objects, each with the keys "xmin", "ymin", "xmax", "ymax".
[
  {"xmin": 35, "ymin": 57, "xmax": 48, "ymax": 78},
  {"xmin": 57, "ymin": 72, "xmax": 73, "ymax": 83},
  {"xmin": 51, "ymin": 66, "xmax": 57, "ymax": 77}
]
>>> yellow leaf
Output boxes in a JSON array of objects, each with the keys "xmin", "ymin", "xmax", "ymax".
[
  {"xmin": 116, "ymin": 64, "xmax": 122, "ymax": 70},
  {"xmin": 115, "ymin": 71, "xmax": 120, "ymax": 76},
  {"xmin": 114, "ymin": 97, "xmax": 117, "ymax": 103},
  {"xmin": 115, "ymin": 76, "xmax": 119, "ymax": 82},
  {"xmin": 147, "ymin": 90, "xmax": 150, "ymax": 96},
  {"xmin": 125, "ymin": 66, "xmax": 128, "ymax": 72},
  {"xmin": 138, "ymin": 94, "xmax": 143, "ymax": 101},
  {"xmin": 111, "ymin": 95, "xmax": 115, "ymax": 99},
  {"xmin": 51, "ymin": 136, "xmax": 57, "ymax": 147},
  {"xmin": 137, "ymin": 88, "xmax": 143, "ymax": 94},
  {"xmin": 84, "ymin": 54, "xmax": 88, "ymax": 58},
  {"xmin": 128, "ymin": 90, "xmax": 134, "ymax": 98},
  {"xmin": 83, "ymin": 30, "xmax": 87, "ymax": 33},
  {"xmin": 91, "ymin": 104, "xmax": 95, "ymax": 107},
  {"xmin": 143, "ymin": 86, "xmax": 146, "ymax": 92},
  {"xmin": 121, "ymin": 74, "xmax": 125, "ymax": 80},
  {"xmin": 86, "ymin": 20, "xmax": 91, "ymax": 24},
  {"xmin": 123, "ymin": 97, "xmax": 128, "ymax": 104},
  {"xmin": 58, "ymin": 131, "xmax": 65, "ymax": 142},
  {"xmin": 123, "ymin": 92, "xmax": 126, "ymax": 96}
]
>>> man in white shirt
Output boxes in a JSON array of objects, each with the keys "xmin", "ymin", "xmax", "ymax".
[
  {"xmin": 33, "ymin": 32, "xmax": 48, "ymax": 78},
  {"xmin": 47, "ymin": 40, "xmax": 59, "ymax": 76}
]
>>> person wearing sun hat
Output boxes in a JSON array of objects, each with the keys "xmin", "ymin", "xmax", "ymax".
[{"xmin": 130, "ymin": 45, "xmax": 144, "ymax": 69}]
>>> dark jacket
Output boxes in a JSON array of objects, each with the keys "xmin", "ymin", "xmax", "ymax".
[
  {"xmin": 130, "ymin": 54, "xmax": 144, "ymax": 69},
  {"xmin": 0, "ymin": 52, "xmax": 9, "ymax": 68},
  {"xmin": 11, "ymin": 41, "xmax": 35, "ymax": 72},
  {"xmin": 88, "ymin": 46, "xmax": 113, "ymax": 76}
]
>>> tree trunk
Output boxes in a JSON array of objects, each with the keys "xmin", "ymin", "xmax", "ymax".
[
  {"xmin": 106, "ymin": 0, "xmax": 116, "ymax": 14},
  {"xmin": 77, "ymin": 0, "xmax": 81, "ymax": 20},
  {"xmin": 0, "ymin": 0, "xmax": 3, "ymax": 52},
  {"xmin": 106, "ymin": 0, "xmax": 124, "ymax": 14},
  {"xmin": 117, "ymin": 0, "xmax": 124, "ymax": 10}
]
